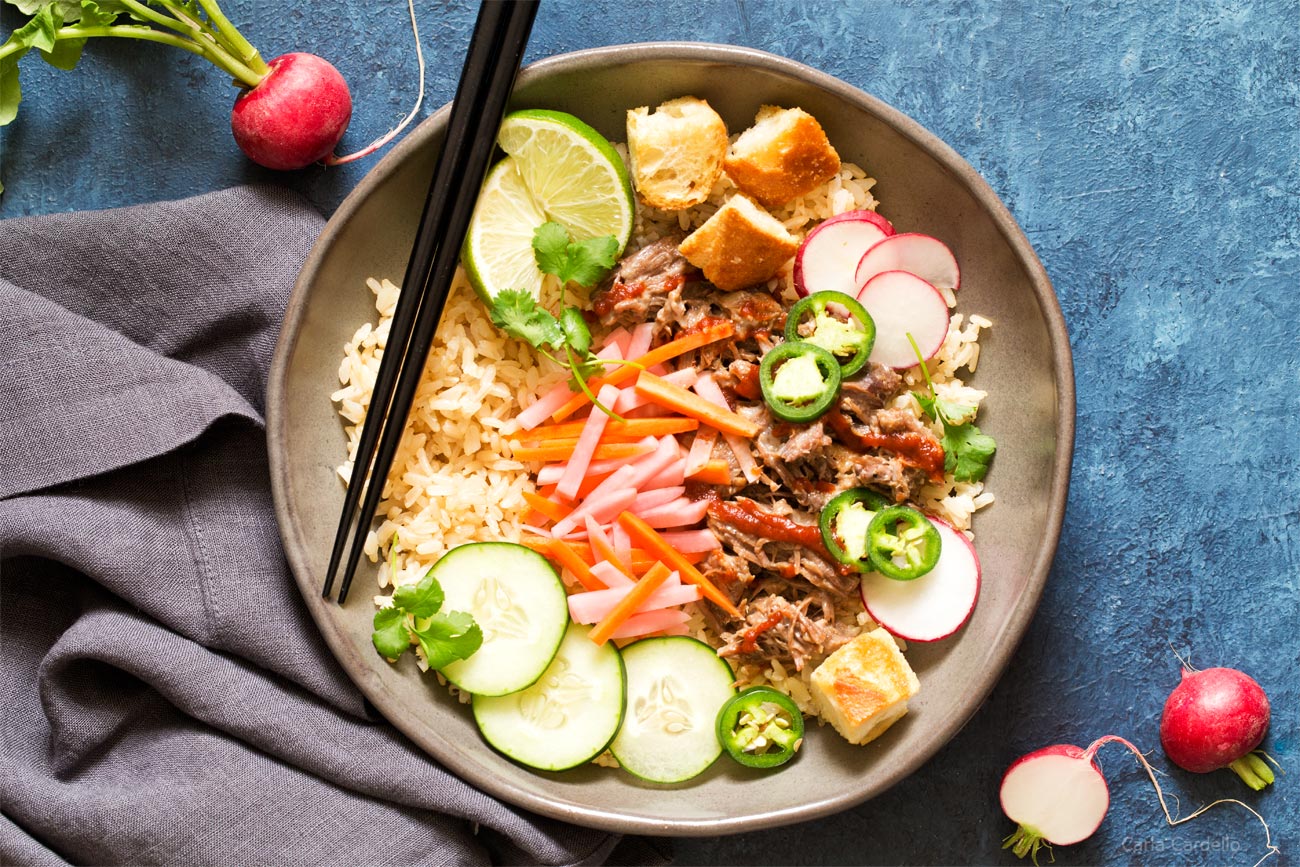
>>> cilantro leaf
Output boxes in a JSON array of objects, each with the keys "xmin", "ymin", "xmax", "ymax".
[
  {"xmin": 943, "ymin": 422, "xmax": 997, "ymax": 482},
  {"xmin": 561, "ymin": 235, "xmax": 620, "ymax": 286},
  {"xmin": 392, "ymin": 569, "xmax": 443, "ymax": 618},
  {"xmin": 913, "ymin": 390, "xmax": 938, "ymax": 421},
  {"xmin": 413, "ymin": 611, "xmax": 483, "ymax": 670},
  {"xmin": 936, "ymin": 398, "xmax": 977, "ymax": 426},
  {"xmin": 531, "ymin": 221, "xmax": 619, "ymax": 287},
  {"xmin": 489, "ymin": 289, "xmax": 564, "ymax": 350},
  {"xmin": 559, "ymin": 306, "xmax": 592, "ymax": 356},
  {"xmin": 531, "ymin": 221, "xmax": 571, "ymax": 278},
  {"xmin": 372, "ymin": 606, "xmax": 412, "ymax": 660},
  {"xmin": 372, "ymin": 568, "xmax": 482, "ymax": 670}
]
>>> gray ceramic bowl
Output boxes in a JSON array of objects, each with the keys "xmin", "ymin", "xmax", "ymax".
[{"xmin": 268, "ymin": 43, "xmax": 1074, "ymax": 835}]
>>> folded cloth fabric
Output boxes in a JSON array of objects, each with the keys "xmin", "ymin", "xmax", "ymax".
[{"xmin": 0, "ymin": 187, "xmax": 666, "ymax": 867}]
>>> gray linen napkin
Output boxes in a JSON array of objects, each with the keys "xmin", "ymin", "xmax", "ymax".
[{"xmin": 0, "ymin": 187, "xmax": 666, "ymax": 866}]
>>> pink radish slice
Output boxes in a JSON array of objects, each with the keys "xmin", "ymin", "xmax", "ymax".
[
  {"xmin": 1000, "ymin": 744, "xmax": 1110, "ymax": 857},
  {"xmin": 854, "ymin": 232, "xmax": 960, "ymax": 292},
  {"xmin": 550, "ymin": 487, "xmax": 636, "ymax": 538},
  {"xmin": 855, "ymin": 271, "xmax": 951, "ymax": 369},
  {"xmin": 515, "ymin": 343, "xmax": 625, "ymax": 430},
  {"xmin": 634, "ymin": 497, "xmax": 711, "ymax": 528},
  {"xmin": 555, "ymin": 383, "xmax": 619, "ymax": 501},
  {"xmin": 602, "ymin": 327, "xmax": 632, "ymax": 356},
  {"xmin": 658, "ymin": 529, "xmax": 720, "ymax": 552},
  {"xmin": 627, "ymin": 322, "xmax": 655, "ymax": 359},
  {"xmin": 568, "ymin": 583, "xmax": 701, "ymax": 625},
  {"xmin": 793, "ymin": 211, "xmax": 891, "ymax": 297},
  {"xmin": 632, "ymin": 486, "xmax": 687, "ymax": 511},
  {"xmin": 589, "ymin": 561, "xmax": 634, "ymax": 589},
  {"xmin": 641, "ymin": 457, "xmax": 687, "ymax": 490},
  {"xmin": 859, "ymin": 518, "xmax": 979, "ymax": 642},
  {"xmin": 607, "ymin": 608, "xmax": 692, "ymax": 640}
]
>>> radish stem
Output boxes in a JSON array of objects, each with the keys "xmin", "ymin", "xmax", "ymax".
[
  {"xmin": 1228, "ymin": 753, "xmax": 1277, "ymax": 791},
  {"xmin": 0, "ymin": 23, "xmax": 265, "ymax": 89},
  {"xmin": 1000, "ymin": 826, "xmax": 1050, "ymax": 864},
  {"xmin": 1083, "ymin": 735, "xmax": 1279, "ymax": 867},
  {"xmin": 194, "ymin": 0, "xmax": 268, "ymax": 74}
]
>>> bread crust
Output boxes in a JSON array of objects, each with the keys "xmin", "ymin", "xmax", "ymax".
[
  {"xmin": 626, "ymin": 97, "xmax": 728, "ymax": 211},
  {"xmin": 809, "ymin": 628, "xmax": 920, "ymax": 745},
  {"xmin": 724, "ymin": 105, "xmax": 841, "ymax": 208},
  {"xmin": 677, "ymin": 195, "xmax": 798, "ymax": 291}
]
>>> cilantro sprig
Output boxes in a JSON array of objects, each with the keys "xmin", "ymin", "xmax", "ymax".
[
  {"xmin": 372, "ymin": 569, "xmax": 483, "ymax": 670},
  {"xmin": 908, "ymin": 333, "xmax": 997, "ymax": 483},
  {"xmin": 488, "ymin": 222, "xmax": 627, "ymax": 418},
  {"xmin": 531, "ymin": 221, "xmax": 620, "ymax": 288}
]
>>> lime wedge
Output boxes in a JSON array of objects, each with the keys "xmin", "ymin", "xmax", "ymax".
[
  {"xmin": 463, "ymin": 109, "xmax": 634, "ymax": 303},
  {"xmin": 462, "ymin": 158, "xmax": 548, "ymax": 305}
]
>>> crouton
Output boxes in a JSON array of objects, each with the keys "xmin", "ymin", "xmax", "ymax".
[
  {"xmin": 677, "ymin": 194, "xmax": 799, "ymax": 291},
  {"xmin": 809, "ymin": 628, "xmax": 920, "ymax": 746},
  {"xmin": 723, "ymin": 105, "xmax": 841, "ymax": 207},
  {"xmin": 626, "ymin": 96, "xmax": 729, "ymax": 211}
]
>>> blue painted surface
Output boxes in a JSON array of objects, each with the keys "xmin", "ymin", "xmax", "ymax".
[{"xmin": 1, "ymin": 1, "xmax": 1296, "ymax": 864}]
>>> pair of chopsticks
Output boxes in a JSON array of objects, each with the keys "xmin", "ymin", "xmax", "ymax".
[{"xmin": 323, "ymin": 0, "xmax": 540, "ymax": 604}]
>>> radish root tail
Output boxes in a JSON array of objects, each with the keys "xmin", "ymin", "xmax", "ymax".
[
  {"xmin": 1167, "ymin": 640, "xmax": 1199, "ymax": 673},
  {"xmin": 325, "ymin": 0, "xmax": 426, "ymax": 165},
  {"xmin": 1084, "ymin": 735, "xmax": 1279, "ymax": 867}
]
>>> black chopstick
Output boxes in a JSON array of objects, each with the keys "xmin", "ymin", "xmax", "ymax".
[{"xmin": 324, "ymin": 0, "xmax": 539, "ymax": 603}]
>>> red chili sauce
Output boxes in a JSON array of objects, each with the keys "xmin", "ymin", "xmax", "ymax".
[{"xmin": 824, "ymin": 409, "xmax": 946, "ymax": 482}]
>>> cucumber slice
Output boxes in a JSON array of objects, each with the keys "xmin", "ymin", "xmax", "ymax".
[
  {"xmin": 473, "ymin": 622, "xmax": 626, "ymax": 771},
  {"xmin": 611, "ymin": 636, "xmax": 736, "ymax": 783},
  {"xmin": 433, "ymin": 542, "xmax": 568, "ymax": 696}
]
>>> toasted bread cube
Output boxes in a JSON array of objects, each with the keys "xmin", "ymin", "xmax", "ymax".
[
  {"xmin": 809, "ymin": 628, "xmax": 920, "ymax": 746},
  {"xmin": 677, "ymin": 194, "xmax": 799, "ymax": 291},
  {"xmin": 724, "ymin": 105, "xmax": 841, "ymax": 207},
  {"xmin": 626, "ymin": 97, "xmax": 729, "ymax": 211}
]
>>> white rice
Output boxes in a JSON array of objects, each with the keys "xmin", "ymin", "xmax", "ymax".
[{"xmin": 331, "ymin": 273, "xmax": 565, "ymax": 594}]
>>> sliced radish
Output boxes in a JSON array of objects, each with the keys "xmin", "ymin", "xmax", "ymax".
[
  {"xmin": 568, "ymin": 583, "xmax": 701, "ymax": 625},
  {"xmin": 855, "ymin": 270, "xmax": 951, "ymax": 369},
  {"xmin": 606, "ymin": 608, "xmax": 692, "ymax": 640},
  {"xmin": 859, "ymin": 518, "xmax": 979, "ymax": 642},
  {"xmin": 854, "ymin": 232, "xmax": 960, "ymax": 292},
  {"xmin": 632, "ymin": 486, "xmax": 687, "ymax": 511},
  {"xmin": 657, "ymin": 529, "xmax": 720, "ymax": 553},
  {"xmin": 634, "ymin": 496, "xmax": 711, "ymax": 528},
  {"xmin": 641, "ymin": 457, "xmax": 687, "ymax": 490},
  {"xmin": 1000, "ymin": 744, "xmax": 1110, "ymax": 856},
  {"xmin": 793, "ymin": 210, "xmax": 891, "ymax": 297},
  {"xmin": 590, "ymin": 560, "xmax": 634, "ymax": 589}
]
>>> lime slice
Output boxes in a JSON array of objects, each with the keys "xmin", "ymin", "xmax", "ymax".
[
  {"xmin": 462, "ymin": 158, "xmax": 548, "ymax": 305},
  {"xmin": 463, "ymin": 109, "xmax": 634, "ymax": 303}
]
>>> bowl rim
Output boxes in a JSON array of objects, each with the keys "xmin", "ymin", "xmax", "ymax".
[{"xmin": 268, "ymin": 40, "xmax": 1075, "ymax": 835}]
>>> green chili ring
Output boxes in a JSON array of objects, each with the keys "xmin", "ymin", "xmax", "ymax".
[
  {"xmin": 716, "ymin": 686, "xmax": 805, "ymax": 769},
  {"xmin": 819, "ymin": 487, "xmax": 892, "ymax": 571},
  {"xmin": 759, "ymin": 341, "xmax": 842, "ymax": 423},
  {"xmin": 866, "ymin": 505, "xmax": 942, "ymax": 580},
  {"xmin": 784, "ymin": 291, "xmax": 876, "ymax": 378}
]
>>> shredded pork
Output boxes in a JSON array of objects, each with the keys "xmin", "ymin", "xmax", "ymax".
[{"xmin": 592, "ymin": 229, "xmax": 947, "ymax": 674}]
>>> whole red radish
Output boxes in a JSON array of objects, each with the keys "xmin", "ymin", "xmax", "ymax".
[
  {"xmin": 231, "ymin": 53, "xmax": 353, "ymax": 171},
  {"xmin": 1160, "ymin": 666, "xmax": 1275, "ymax": 789},
  {"xmin": 1000, "ymin": 744, "xmax": 1110, "ymax": 861}
]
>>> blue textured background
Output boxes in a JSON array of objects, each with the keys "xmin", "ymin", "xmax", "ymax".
[{"xmin": 2, "ymin": 1, "xmax": 1296, "ymax": 864}]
